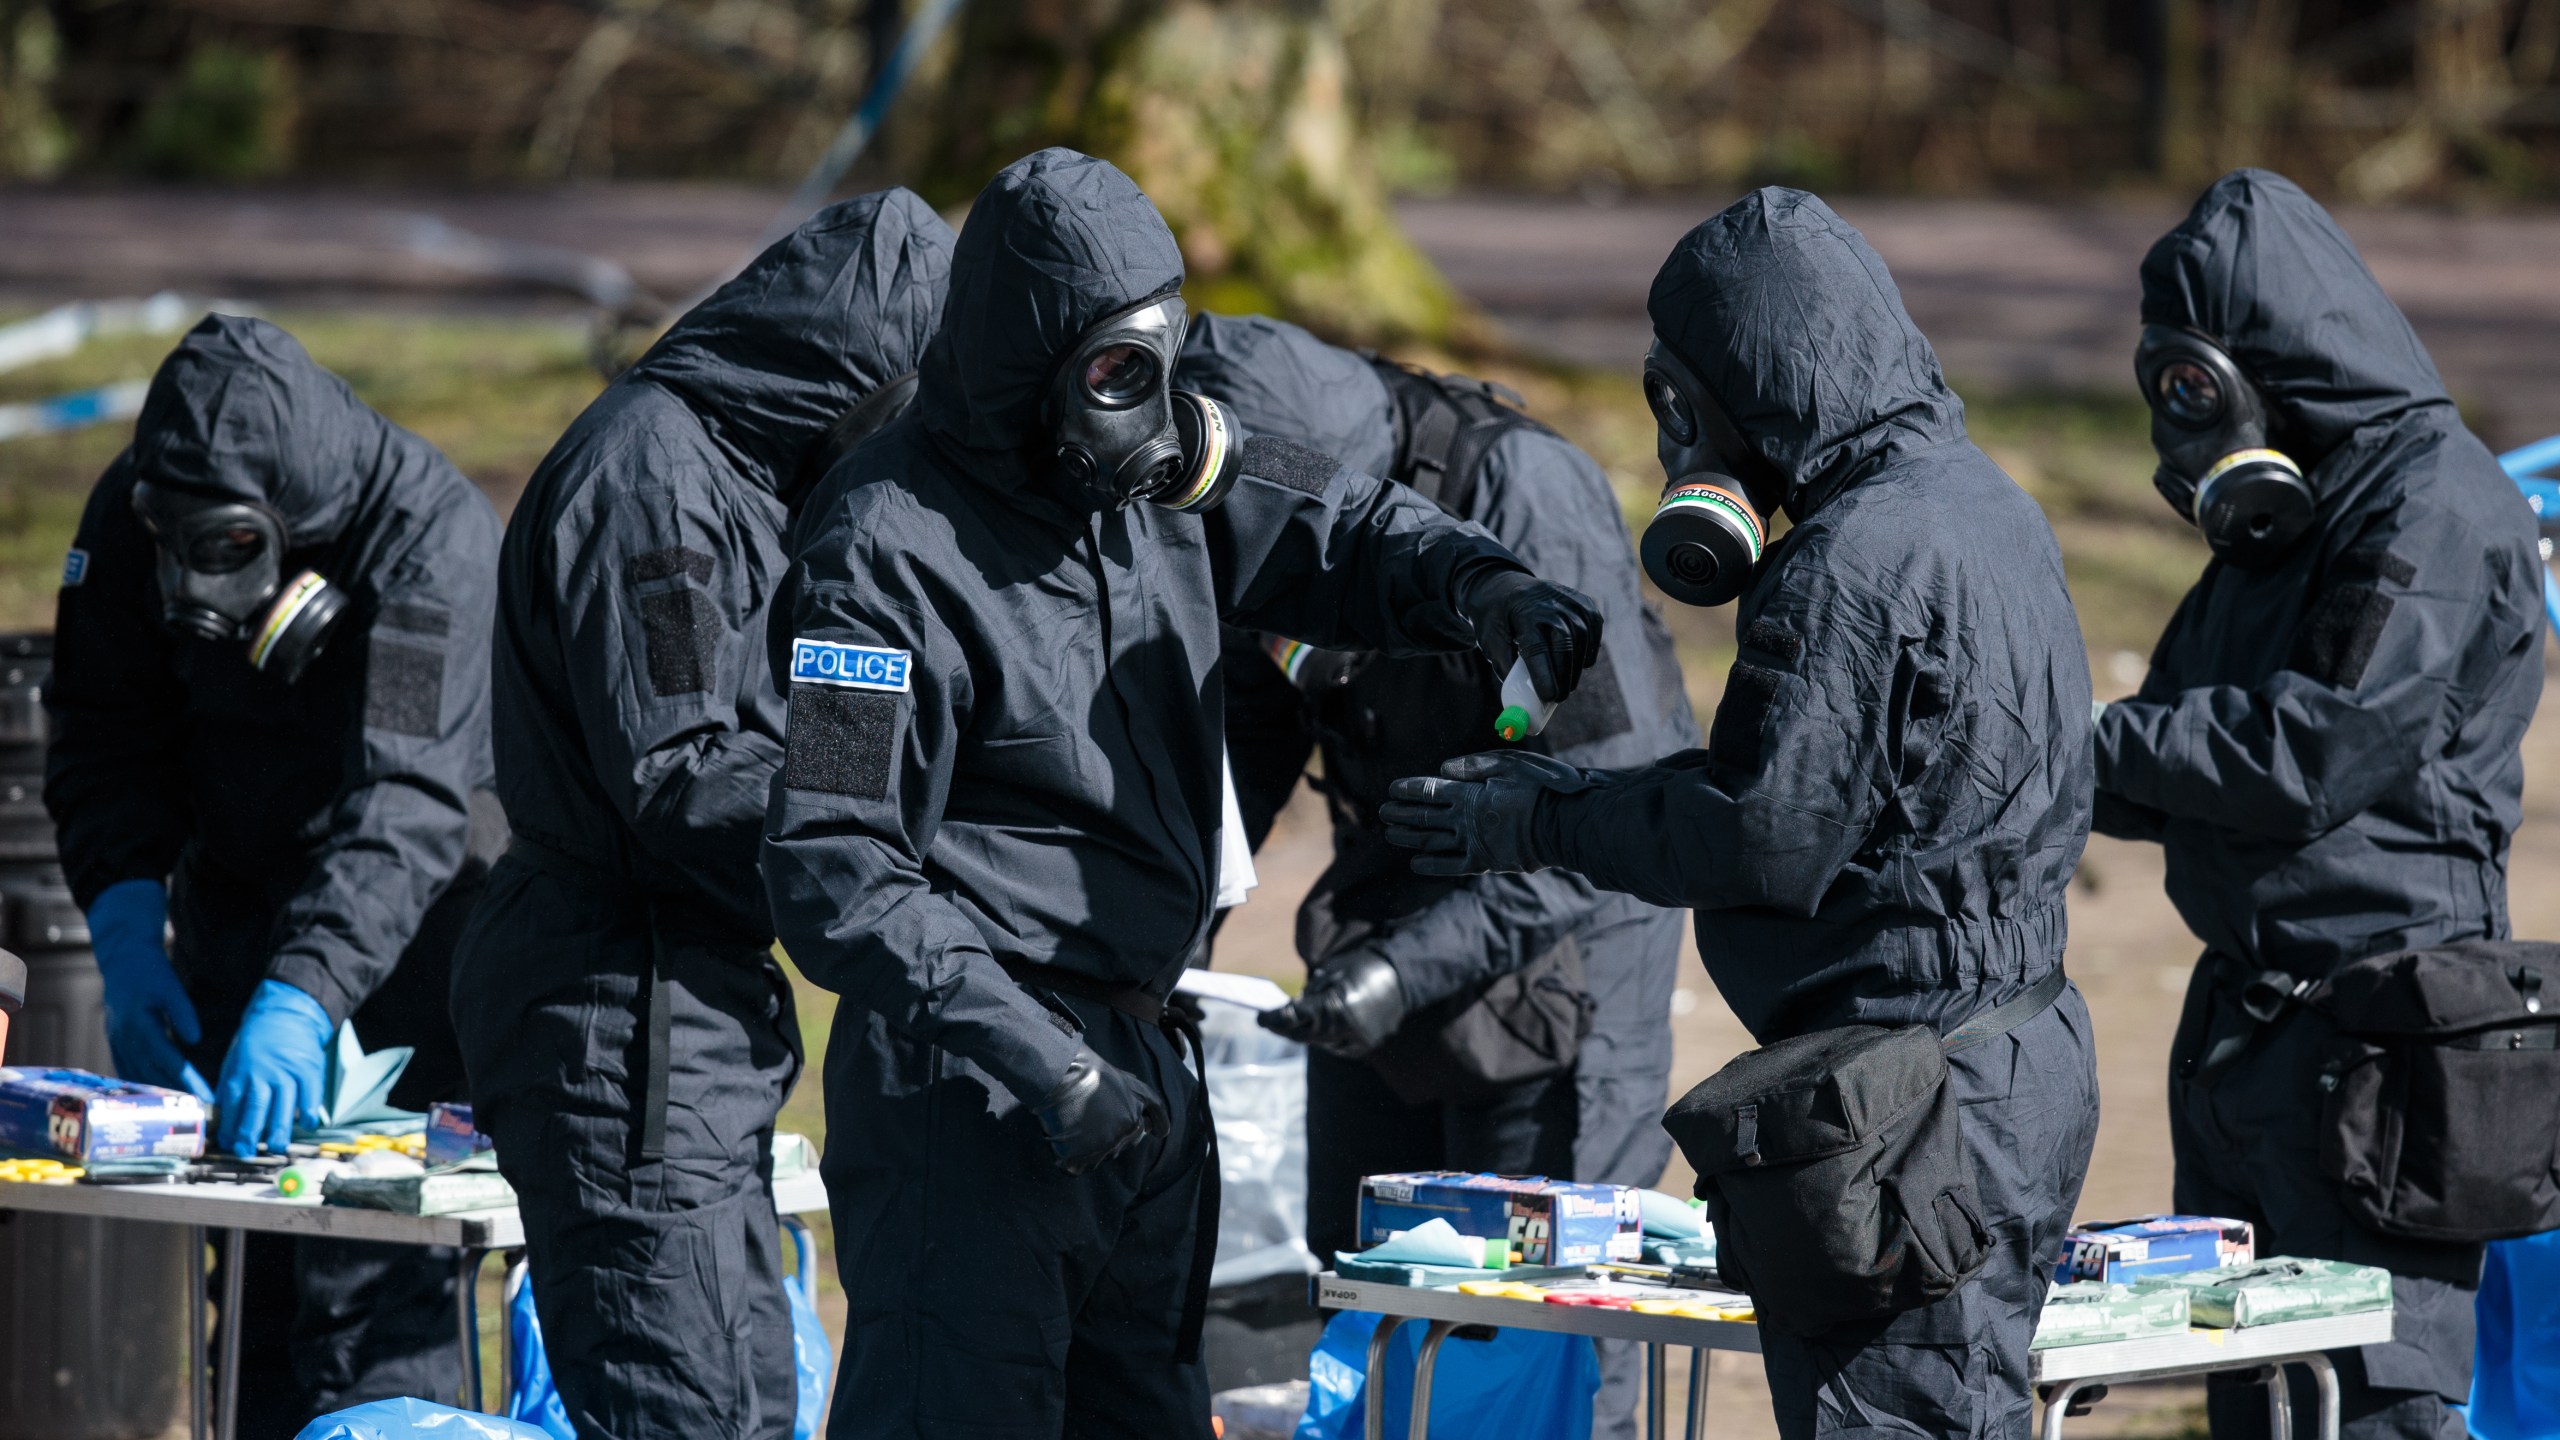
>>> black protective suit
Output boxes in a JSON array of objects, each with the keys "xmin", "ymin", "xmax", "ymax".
[
  {"xmin": 46, "ymin": 315, "xmax": 498, "ymax": 1434},
  {"xmin": 2094, "ymin": 171, "xmax": 2544, "ymax": 1440},
  {"xmin": 763, "ymin": 149, "xmax": 1536, "ymax": 1439},
  {"xmin": 451, "ymin": 192, "xmax": 951, "ymax": 1440},
  {"xmin": 1416, "ymin": 190, "xmax": 2101, "ymax": 1440}
]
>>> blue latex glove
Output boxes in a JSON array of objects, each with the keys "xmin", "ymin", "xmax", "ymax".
[
  {"xmin": 87, "ymin": 879, "xmax": 211, "ymax": 1101},
  {"xmin": 213, "ymin": 980, "xmax": 333, "ymax": 1156}
]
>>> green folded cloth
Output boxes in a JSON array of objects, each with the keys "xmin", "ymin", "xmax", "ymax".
[
  {"xmin": 323, "ymin": 1168, "xmax": 517, "ymax": 1216},
  {"xmin": 2031, "ymin": 1281, "xmax": 2191, "ymax": 1349},
  {"xmin": 2141, "ymin": 1257, "xmax": 2393, "ymax": 1328}
]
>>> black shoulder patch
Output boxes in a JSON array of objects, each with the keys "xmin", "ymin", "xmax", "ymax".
[
  {"xmin": 1542, "ymin": 643, "xmax": 1632, "ymax": 753},
  {"xmin": 625, "ymin": 546, "xmax": 715, "ymax": 587},
  {"xmin": 1241, "ymin": 436, "xmax": 1337, "ymax": 497},
  {"xmin": 378, "ymin": 602, "xmax": 451, "ymax": 636},
  {"xmin": 365, "ymin": 638, "xmax": 445, "ymax": 737},
  {"xmin": 1740, "ymin": 619, "xmax": 1804, "ymax": 665},
  {"xmin": 638, "ymin": 588, "xmax": 721, "ymax": 696},
  {"xmin": 2333, "ymin": 546, "xmax": 2417, "ymax": 588},
  {"xmin": 1707, "ymin": 661, "xmax": 1782, "ymax": 771},
  {"xmin": 783, "ymin": 687, "xmax": 897, "ymax": 800},
  {"xmin": 2288, "ymin": 584, "xmax": 2396, "ymax": 690}
]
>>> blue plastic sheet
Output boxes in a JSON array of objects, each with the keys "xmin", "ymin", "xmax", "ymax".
[
  {"xmin": 2471, "ymin": 1232, "xmax": 2560, "ymax": 1440},
  {"xmin": 503, "ymin": 1218, "xmax": 833, "ymax": 1440},
  {"xmin": 1293, "ymin": 1309, "xmax": 1599, "ymax": 1440},
  {"xmin": 293, "ymin": 1398, "xmax": 553, "ymax": 1440}
]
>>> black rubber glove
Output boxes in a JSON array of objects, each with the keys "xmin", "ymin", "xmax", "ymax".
[
  {"xmin": 1259, "ymin": 952, "xmax": 1408, "ymax": 1058},
  {"xmin": 1452, "ymin": 566, "xmax": 1603, "ymax": 704},
  {"xmin": 1031, "ymin": 1045, "xmax": 1170, "ymax": 1176},
  {"xmin": 1380, "ymin": 750, "xmax": 1590, "ymax": 876}
]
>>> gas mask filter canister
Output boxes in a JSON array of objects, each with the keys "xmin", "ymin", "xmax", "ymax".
[
  {"xmin": 1636, "ymin": 341, "xmax": 1771, "ymax": 608},
  {"xmin": 2135, "ymin": 325, "xmax": 2314, "ymax": 569},
  {"xmin": 1043, "ymin": 296, "xmax": 1242, "ymax": 514},
  {"xmin": 131, "ymin": 482, "xmax": 348, "ymax": 684}
]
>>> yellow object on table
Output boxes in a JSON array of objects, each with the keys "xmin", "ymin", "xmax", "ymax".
[
  {"xmin": 1455, "ymin": 1280, "xmax": 1554, "ymax": 1302},
  {"xmin": 0, "ymin": 1157, "xmax": 84, "ymax": 1184}
]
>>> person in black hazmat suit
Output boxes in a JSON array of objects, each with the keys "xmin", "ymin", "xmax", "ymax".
[
  {"xmin": 1381, "ymin": 188, "xmax": 2101, "ymax": 1440},
  {"xmin": 46, "ymin": 314, "xmax": 499, "ymax": 1434},
  {"xmin": 1178, "ymin": 313, "xmax": 1694, "ymax": 1439},
  {"xmin": 449, "ymin": 190, "xmax": 951, "ymax": 1440},
  {"xmin": 762, "ymin": 148, "xmax": 1604, "ymax": 1439},
  {"xmin": 2092, "ymin": 171, "xmax": 2543, "ymax": 1440}
]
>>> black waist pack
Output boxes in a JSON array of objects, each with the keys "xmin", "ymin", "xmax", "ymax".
[
  {"xmin": 2308, "ymin": 939, "xmax": 2560, "ymax": 1243},
  {"xmin": 1369, "ymin": 936, "xmax": 1594, "ymax": 1106},
  {"xmin": 1660, "ymin": 970, "xmax": 2065, "ymax": 1337}
]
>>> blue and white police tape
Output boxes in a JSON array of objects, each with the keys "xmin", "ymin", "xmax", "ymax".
[{"xmin": 0, "ymin": 379, "xmax": 151, "ymax": 443}]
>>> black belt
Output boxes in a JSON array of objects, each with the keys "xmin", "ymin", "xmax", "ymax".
[
  {"xmin": 503, "ymin": 838, "xmax": 679, "ymax": 1163},
  {"xmin": 1941, "ymin": 967, "xmax": 2070, "ymax": 1054},
  {"xmin": 999, "ymin": 957, "xmax": 1219, "ymax": 1365}
]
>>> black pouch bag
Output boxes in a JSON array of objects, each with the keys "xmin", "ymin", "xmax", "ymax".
[
  {"xmin": 2310, "ymin": 939, "xmax": 2560, "ymax": 1243},
  {"xmin": 1659, "ymin": 970, "xmax": 2065, "ymax": 1336},
  {"xmin": 1368, "ymin": 936, "xmax": 1595, "ymax": 1106}
]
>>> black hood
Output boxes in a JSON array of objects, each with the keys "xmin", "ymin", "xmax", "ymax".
[
  {"xmin": 2139, "ymin": 168, "xmax": 2449, "ymax": 478},
  {"xmin": 128, "ymin": 314, "xmax": 394, "ymax": 547},
  {"xmin": 1174, "ymin": 313, "xmax": 1399, "ymax": 479},
  {"xmin": 1647, "ymin": 188, "xmax": 1966, "ymax": 518},
  {"xmin": 916, "ymin": 148, "xmax": 1186, "ymax": 463},
  {"xmin": 631, "ymin": 187, "xmax": 953, "ymax": 496}
]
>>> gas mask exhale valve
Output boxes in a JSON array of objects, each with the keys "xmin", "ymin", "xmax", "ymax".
[
  {"xmin": 2135, "ymin": 325, "xmax": 2314, "ymax": 569},
  {"xmin": 1044, "ymin": 295, "xmax": 1241, "ymax": 514},
  {"xmin": 132, "ymin": 482, "xmax": 347, "ymax": 684},
  {"xmin": 1636, "ymin": 339, "xmax": 1777, "ymax": 607}
]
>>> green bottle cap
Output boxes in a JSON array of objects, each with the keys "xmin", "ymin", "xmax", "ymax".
[{"xmin": 1495, "ymin": 705, "xmax": 1531, "ymax": 742}]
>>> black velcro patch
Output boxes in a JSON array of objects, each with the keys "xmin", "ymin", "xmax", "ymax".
[
  {"xmin": 2288, "ymin": 584, "xmax": 2396, "ymax": 690},
  {"xmin": 625, "ymin": 546, "xmax": 715, "ymax": 586},
  {"xmin": 1707, "ymin": 662, "xmax": 1782, "ymax": 771},
  {"xmin": 365, "ymin": 638, "xmax": 445, "ymax": 737},
  {"xmin": 638, "ymin": 588, "xmax": 722, "ymax": 696},
  {"xmin": 1543, "ymin": 643, "xmax": 1633, "ymax": 752},
  {"xmin": 1242, "ymin": 436, "xmax": 1337, "ymax": 497},
  {"xmin": 2334, "ymin": 546, "xmax": 2417, "ymax": 588},
  {"xmin": 1740, "ymin": 619, "xmax": 1804, "ymax": 665},
  {"xmin": 378, "ymin": 602, "xmax": 451, "ymax": 636},
  {"xmin": 783, "ymin": 687, "xmax": 896, "ymax": 799}
]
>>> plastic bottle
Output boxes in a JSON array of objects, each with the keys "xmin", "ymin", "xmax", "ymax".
[{"xmin": 1494, "ymin": 657, "xmax": 1554, "ymax": 742}]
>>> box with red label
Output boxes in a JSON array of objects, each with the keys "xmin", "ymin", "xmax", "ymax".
[
  {"xmin": 0, "ymin": 1067, "xmax": 207, "ymax": 1163},
  {"xmin": 1357, "ymin": 1172, "xmax": 1641, "ymax": 1267},
  {"xmin": 2054, "ymin": 1215, "xmax": 2254, "ymax": 1286}
]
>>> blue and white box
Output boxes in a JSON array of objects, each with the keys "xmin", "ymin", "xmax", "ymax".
[
  {"xmin": 1357, "ymin": 1171, "xmax": 1641, "ymax": 1267},
  {"xmin": 0, "ymin": 1067, "xmax": 207, "ymax": 1163}
]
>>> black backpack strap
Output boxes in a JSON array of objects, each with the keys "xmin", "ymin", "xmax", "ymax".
[
  {"xmin": 1941, "ymin": 968, "xmax": 2068, "ymax": 1054},
  {"xmin": 1360, "ymin": 353, "xmax": 1552, "ymax": 521}
]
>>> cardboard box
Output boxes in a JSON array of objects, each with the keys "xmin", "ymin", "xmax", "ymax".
[
  {"xmin": 1357, "ymin": 1172, "xmax": 1640, "ymax": 1267},
  {"xmin": 424, "ymin": 1101, "xmax": 493, "ymax": 1168},
  {"xmin": 0, "ymin": 1067, "xmax": 206, "ymax": 1162},
  {"xmin": 2055, "ymin": 1215, "xmax": 2254, "ymax": 1285}
]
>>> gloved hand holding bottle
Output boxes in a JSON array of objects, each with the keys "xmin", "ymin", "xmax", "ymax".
[
  {"xmin": 213, "ymin": 978, "xmax": 333, "ymax": 1156},
  {"xmin": 1031, "ymin": 1045, "xmax": 1170, "ymax": 1176},
  {"xmin": 1453, "ymin": 566, "xmax": 1604, "ymax": 706},
  {"xmin": 86, "ymin": 878, "xmax": 212, "ymax": 1101},
  {"xmin": 1259, "ymin": 952, "xmax": 1408, "ymax": 1058}
]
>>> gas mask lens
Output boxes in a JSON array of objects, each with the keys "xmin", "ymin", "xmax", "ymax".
[
  {"xmin": 1081, "ymin": 344, "xmax": 1158, "ymax": 404},
  {"xmin": 1644, "ymin": 371, "xmax": 1698, "ymax": 447},
  {"xmin": 185, "ymin": 522, "xmax": 268, "ymax": 575},
  {"xmin": 2153, "ymin": 360, "xmax": 2224, "ymax": 427}
]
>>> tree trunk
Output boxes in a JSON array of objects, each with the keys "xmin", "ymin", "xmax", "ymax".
[{"xmin": 914, "ymin": 0, "xmax": 1462, "ymax": 346}]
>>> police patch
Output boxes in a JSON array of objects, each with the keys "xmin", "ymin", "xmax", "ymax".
[
  {"xmin": 791, "ymin": 638, "xmax": 912, "ymax": 693},
  {"xmin": 60, "ymin": 549, "xmax": 86, "ymax": 587}
]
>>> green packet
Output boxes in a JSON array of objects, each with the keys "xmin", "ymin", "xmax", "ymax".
[
  {"xmin": 2141, "ymin": 1257, "xmax": 2392, "ymax": 1328},
  {"xmin": 324, "ymin": 1168, "xmax": 517, "ymax": 1217},
  {"xmin": 2031, "ymin": 1281, "xmax": 2191, "ymax": 1349}
]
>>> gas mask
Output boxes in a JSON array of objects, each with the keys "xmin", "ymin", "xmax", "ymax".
[
  {"xmin": 1637, "ymin": 340, "xmax": 1782, "ymax": 607},
  {"xmin": 1042, "ymin": 296, "xmax": 1241, "ymax": 514},
  {"xmin": 131, "ymin": 481, "xmax": 347, "ymax": 684},
  {"xmin": 2135, "ymin": 325, "xmax": 2314, "ymax": 569}
]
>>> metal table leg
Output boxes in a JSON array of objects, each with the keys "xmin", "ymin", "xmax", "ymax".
[
  {"xmin": 2306, "ymin": 1354, "xmax": 2342, "ymax": 1440},
  {"xmin": 500, "ymin": 1251, "xmax": 528, "ymax": 1414},
  {"xmin": 1647, "ymin": 1343, "xmax": 1668, "ymax": 1440},
  {"xmin": 1685, "ymin": 1348, "xmax": 1710, "ymax": 1440},
  {"xmin": 217, "ymin": 1228, "xmax": 244, "ymax": 1440},
  {"xmin": 1406, "ymin": 1319, "xmax": 1463, "ymax": 1440},
  {"xmin": 1362, "ymin": 1317, "xmax": 1412, "ymax": 1440},
  {"xmin": 455, "ymin": 1248, "xmax": 481, "ymax": 1410},
  {"xmin": 2040, "ymin": 1380, "xmax": 2086, "ymax": 1440},
  {"xmin": 2266, "ymin": 1364, "xmax": 2296, "ymax": 1440},
  {"xmin": 189, "ymin": 1225, "xmax": 208, "ymax": 1440}
]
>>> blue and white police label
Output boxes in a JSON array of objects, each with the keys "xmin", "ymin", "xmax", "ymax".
[
  {"xmin": 60, "ymin": 548, "xmax": 87, "ymax": 587},
  {"xmin": 791, "ymin": 638, "xmax": 912, "ymax": 693}
]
